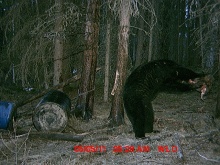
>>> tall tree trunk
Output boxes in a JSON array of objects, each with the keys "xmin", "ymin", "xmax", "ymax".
[
  {"xmin": 148, "ymin": 11, "xmax": 154, "ymax": 62},
  {"xmin": 215, "ymin": 84, "xmax": 220, "ymax": 118},
  {"xmin": 104, "ymin": 20, "xmax": 111, "ymax": 102},
  {"xmin": 135, "ymin": 0, "xmax": 145, "ymax": 67},
  {"xmin": 177, "ymin": 0, "xmax": 181, "ymax": 63},
  {"xmin": 74, "ymin": 0, "xmax": 100, "ymax": 120},
  {"xmin": 109, "ymin": 0, "xmax": 131, "ymax": 125},
  {"xmin": 198, "ymin": 2, "xmax": 204, "ymax": 68},
  {"xmin": 215, "ymin": 52, "xmax": 220, "ymax": 118},
  {"xmin": 53, "ymin": 0, "xmax": 63, "ymax": 86}
]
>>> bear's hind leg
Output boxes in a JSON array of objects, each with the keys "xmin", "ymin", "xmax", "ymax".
[
  {"xmin": 143, "ymin": 101, "xmax": 154, "ymax": 133},
  {"xmin": 133, "ymin": 112, "xmax": 146, "ymax": 138},
  {"xmin": 130, "ymin": 100, "xmax": 146, "ymax": 138}
]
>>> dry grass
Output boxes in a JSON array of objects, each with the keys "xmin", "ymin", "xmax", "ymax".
[{"xmin": 0, "ymin": 85, "xmax": 220, "ymax": 164}]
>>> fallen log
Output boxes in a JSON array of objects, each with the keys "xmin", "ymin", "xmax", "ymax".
[
  {"xmin": 0, "ymin": 129, "xmax": 84, "ymax": 143},
  {"xmin": 18, "ymin": 131, "xmax": 84, "ymax": 142}
]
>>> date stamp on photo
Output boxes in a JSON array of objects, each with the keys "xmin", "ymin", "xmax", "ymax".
[{"xmin": 73, "ymin": 145, "xmax": 178, "ymax": 153}]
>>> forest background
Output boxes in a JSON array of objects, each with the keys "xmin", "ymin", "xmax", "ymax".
[{"xmin": 0, "ymin": 0, "xmax": 220, "ymax": 122}]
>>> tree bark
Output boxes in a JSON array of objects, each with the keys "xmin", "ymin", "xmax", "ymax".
[
  {"xmin": 53, "ymin": 0, "xmax": 63, "ymax": 86},
  {"xmin": 198, "ymin": 2, "xmax": 204, "ymax": 68},
  {"xmin": 104, "ymin": 21, "xmax": 111, "ymax": 102},
  {"xmin": 215, "ymin": 85, "xmax": 220, "ymax": 118},
  {"xmin": 74, "ymin": 0, "xmax": 100, "ymax": 121},
  {"xmin": 135, "ymin": 0, "xmax": 145, "ymax": 67},
  {"xmin": 215, "ymin": 53, "xmax": 220, "ymax": 118},
  {"xmin": 148, "ymin": 11, "xmax": 154, "ymax": 62},
  {"xmin": 109, "ymin": 0, "xmax": 131, "ymax": 125}
]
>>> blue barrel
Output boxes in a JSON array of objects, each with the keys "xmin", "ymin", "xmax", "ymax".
[{"xmin": 0, "ymin": 101, "xmax": 15, "ymax": 129}]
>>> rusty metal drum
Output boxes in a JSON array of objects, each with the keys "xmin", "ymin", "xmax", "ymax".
[{"xmin": 33, "ymin": 90, "xmax": 71, "ymax": 132}]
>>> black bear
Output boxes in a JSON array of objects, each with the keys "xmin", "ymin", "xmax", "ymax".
[{"xmin": 123, "ymin": 60, "xmax": 208, "ymax": 138}]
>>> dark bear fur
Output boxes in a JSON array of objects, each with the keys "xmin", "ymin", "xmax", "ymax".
[{"xmin": 123, "ymin": 60, "xmax": 205, "ymax": 138}]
